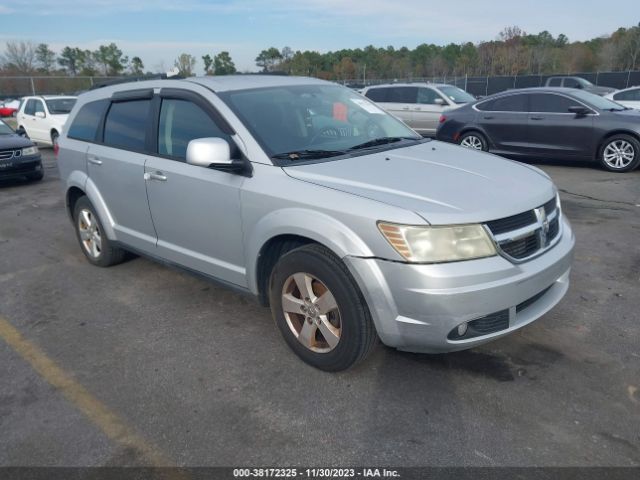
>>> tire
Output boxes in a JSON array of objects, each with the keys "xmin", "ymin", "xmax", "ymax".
[
  {"xmin": 458, "ymin": 131, "xmax": 489, "ymax": 151},
  {"xmin": 598, "ymin": 134, "xmax": 640, "ymax": 172},
  {"xmin": 269, "ymin": 244, "xmax": 377, "ymax": 371},
  {"xmin": 73, "ymin": 196, "xmax": 126, "ymax": 267}
]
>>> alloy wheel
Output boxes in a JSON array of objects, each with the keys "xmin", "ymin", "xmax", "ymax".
[
  {"xmin": 281, "ymin": 272, "xmax": 341, "ymax": 353},
  {"xmin": 78, "ymin": 209, "xmax": 102, "ymax": 259},
  {"xmin": 603, "ymin": 140, "xmax": 635, "ymax": 169},
  {"xmin": 460, "ymin": 135, "xmax": 484, "ymax": 150}
]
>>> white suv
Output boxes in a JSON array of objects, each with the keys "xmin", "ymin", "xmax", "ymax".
[{"xmin": 17, "ymin": 96, "xmax": 77, "ymax": 148}]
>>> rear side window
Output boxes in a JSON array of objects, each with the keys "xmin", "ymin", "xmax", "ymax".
[
  {"xmin": 477, "ymin": 94, "xmax": 528, "ymax": 112},
  {"xmin": 530, "ymin": 94, "xmax": 581, "ymax": 113},
  {"xmin": 158, "ymin": 99, "xmax": 231, "ymax": 160},
  {"xmin": 103, "ymin": 99, "xmax": 151, "ymax": 151},
  {"xmin": 548, "ymin": 78, "xmax": 562, "ymax": 87},
  {"xmin": 67, "ymin": 100, "xmax": 109, "ymax": 142},
  {"xmin": 613, "ymin": 89, "xmax": 640, "ymax": 101},
  {"xmin": 387, "ymin": 87, "xmax": 418, "ymax": 104},
  {"xmin": 365, "ymin": 88, "xmax": 389, "ymax": 102}
]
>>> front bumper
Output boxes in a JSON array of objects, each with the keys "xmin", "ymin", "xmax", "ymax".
[
  {"xmin": 345, "ymin": 216, "xmax": 575, "ymax": 353},
  {"xmin": 0, "ymin": 155, "xmax": 43, "ymax": 180}
]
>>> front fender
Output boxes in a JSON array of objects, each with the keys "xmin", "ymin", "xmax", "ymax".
[{"xmin": 244, "ymin": 207, "xmax": 374, "ymax": 294}]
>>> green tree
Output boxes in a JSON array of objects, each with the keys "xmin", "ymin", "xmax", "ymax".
[
  {"xmin": 213, "ymin": 51, "xmax": 236, "ymax": 75},
  {"xmin": 93, "ymin": 43, "xmax": 128, "ymax": 76},
  {"xmin": 58, "ymin": 46, "xmax": 83, "ymax": 76},
  {"xmin": 202, "ymin": 54, "xmax": 214, "ymax": 75},
  {"xmin": 35, "ymin": 43, "xmax": 56, "ymax": 73},
  {"xmin": 130, "ymin": 56, "xmax": 144, "ymax": 75},
  {"xmin": 255, "ymin": 47, "xmax": 282, "ymax": 72},
  {"xmin": 174, "ymin": 53, "xmax": 196, "ymax": 76}
]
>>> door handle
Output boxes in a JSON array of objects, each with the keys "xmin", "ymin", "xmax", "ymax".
[
  {"xmin": 483, "ymin": 116, "xmax": 494, "ymax": 120},
  {"xmin": 402, "ymin": 107, "xmax": 410, "ymax": 110},
  {"xmin": 87, "ymin": 156, "xmax": 102, "ymax": 165},
  {"xmin": 144, "ymin": 171, "xmax": 167, "ymax": 182},
  {"xmin": 530, "ymin": 116, "xmax": 545, "ymax": 121}
]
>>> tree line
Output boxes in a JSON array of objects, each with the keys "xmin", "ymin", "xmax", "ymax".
[
  {"xmin": 1, "ymin": 23, "xmax": 639, "ymax": 80},
  {"xmin": 0, "ymin": 41, "xmax": 236, "ymax": 77}
]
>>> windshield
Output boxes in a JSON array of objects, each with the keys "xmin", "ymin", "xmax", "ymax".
[
  {"xmin": 0, "ymin": 121, "xmax": 13, "ymax": 135},
  {"xmin": 570, "ymin": 90, "xmax": 627, "ymax": 111},
  {"xmin": 576, "ymin": 77, "xmax": 594, "ymax": 87},
  {"xmin": 218, "ymin": 84, "xmax": 421, "ymax": 160},
  {"xmin": 438, "ymin": 86, "xmax": 475, "ymax": 104},
  {"xmin": 45, "ymin": 98, "xmax": 76, "ymax": 114}
]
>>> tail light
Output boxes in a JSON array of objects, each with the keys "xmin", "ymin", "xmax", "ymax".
[{"xmin": 439, "ymin": 114, "xmax": 447, "ymax": 124}]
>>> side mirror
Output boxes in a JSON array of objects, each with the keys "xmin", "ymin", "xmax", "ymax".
[
  {"xmin": 186, "ymin": 137, "xmax": 250, "ymax": 175},
  {"xmin": 434, "ymin": 98, "xmax": 446, "ymax": 106},
  {"xmin": 35, "ymin": 111, "xmax": 45, "ymax": 118},
  {"xmin": 568, "ymin": 106, "xmax": 591, "ymax": 116}
]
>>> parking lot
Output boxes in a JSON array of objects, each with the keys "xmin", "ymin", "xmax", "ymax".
[{"xmin": 0, "ymin": 149, "xmax": 639, "ymax": 467}]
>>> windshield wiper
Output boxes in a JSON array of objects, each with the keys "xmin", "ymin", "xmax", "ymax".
[
  {"xmin": 271, "ymin": 149, "xmax": 346, "ymax": 161},
  {"xmin": 348, "ymin": 136, "xmax": 419, "ymax": 151}
]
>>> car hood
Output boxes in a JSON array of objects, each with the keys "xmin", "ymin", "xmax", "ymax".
[
  {"xmin": 283, "ymin": 141, "xmax": 556, "ymax": 225},
  {"xmin": 0, "ymin": 134, "xmax": 34, "ymax": 149}
]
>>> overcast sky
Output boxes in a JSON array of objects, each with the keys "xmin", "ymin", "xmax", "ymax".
[{"xmin": 1, "ymin": 0, "xmax": 637, "ymax": 73}]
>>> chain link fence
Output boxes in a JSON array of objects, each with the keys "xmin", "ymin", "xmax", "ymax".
[
  {"xmin": 0, "ymin": 76, "xmax": 122, "ymax": 99},
  {"xmin": 343, "ymin": 70, "xmax": 640, "ymax": 97}
]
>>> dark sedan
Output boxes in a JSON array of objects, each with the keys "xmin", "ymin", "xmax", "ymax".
[
  {"xmin": 436, "ymin": 87, "xmax": 640, "ymax": 172},
  {"xmin": 0, "ymin": 119, "xmax": 43, "ymax": 182}
]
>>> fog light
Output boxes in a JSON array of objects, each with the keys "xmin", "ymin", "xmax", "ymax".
[{"xmin": 457, "ymin": 322, "xmax": 468, "ymax": 337}]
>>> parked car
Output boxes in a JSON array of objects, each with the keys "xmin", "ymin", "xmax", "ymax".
[
  {"xmin": 544, "ymin": 76, "xmax": 615, "ymax": 96},
  {"xmin": 57, "ymin": 76, "xmax": 574, "ymax": 371},
  {"xmin": 0, "ymin": 98, "xmax": 21, "ymax": 117},
  {"xmin": 362, "ymin": 83, "xmax": 475, "ymax": 136},
  {"xmin": 605, "ymin": 86, "xmax": 640, "ymax": 110},
  {"xmin": 0, "ymin": 119, "xmax": 43, "ymax": 181},
  {"xmin": 17, "ymin": 95, "xmax": 77, "ymax": 148},
  {"xmin": 437, "ymin": 87, "xmax": 640, "ymax": 172}
]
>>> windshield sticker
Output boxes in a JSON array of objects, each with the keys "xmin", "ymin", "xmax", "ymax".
[{"xmin": 350, "ymin": 98, "xmax": 385, "ymax": 114}]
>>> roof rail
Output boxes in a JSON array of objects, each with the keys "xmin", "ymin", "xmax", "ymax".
[{"xmin": 90, "ymin": 74, "xmax": 184, "ymax": 90}]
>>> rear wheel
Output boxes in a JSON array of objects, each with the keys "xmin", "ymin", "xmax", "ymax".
[
  {"xmin": 459, "ymin": 131, "xmax": 488, "ymax": 151},
  {"xmin": 599, "ymin": 135, "xmax": 640, "ymax": 172},
  {"xmin": 269, "ymin": 244, "xmax": 377, "ymax": 371},
  {"xmin": 73, "ymin": 196, "xmax": 126, "ymax": 267},
  {"xmin": 51, "ymin": 130, "xmax": 59, "ymax": 149}
]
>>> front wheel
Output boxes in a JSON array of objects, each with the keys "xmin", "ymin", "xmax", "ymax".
[
  {"xmin": 599, "ymin": 135, "xmax": 640, "ymax": 172},
  {"xmin": 458, "ymin": 131, "xmax": 489, "ymax": 151},
  {"xmin": 269, "ymin": 244, "xmax": 377, "ymax": 371}
]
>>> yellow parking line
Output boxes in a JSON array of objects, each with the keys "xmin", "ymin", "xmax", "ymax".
[{"xmin": 0, "ymin": 316, "xmax": 171, "ymax": 467}]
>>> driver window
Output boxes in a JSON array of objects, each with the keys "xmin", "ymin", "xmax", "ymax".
[
  {"xmin": 34, "ymin": 100, "xmax": 45, "ymax": 115},
  {"xmin": 417, "ymin": 88, "xmax": 444, "ymax": 105},
  {"xmin": 158, "ymin": 99, "xmax": 231, "ymax": 161}
]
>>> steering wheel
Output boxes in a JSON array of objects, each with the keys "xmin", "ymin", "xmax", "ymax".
[
  {"xmin": 310, "ymin": 126, "xmax": 341, "ymax": 145},
  {"xmin": 365, "ymin": 121, "xmax": 384, "ymax": 139}
]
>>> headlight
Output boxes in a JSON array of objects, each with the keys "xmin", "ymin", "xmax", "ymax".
[
  {"xmin": 22, "ymin": 146, "xmax": 39, "ymax": 156},
  {"xmin": 378, "ymin": 222, "xmax": 497, "ymax": 263}
]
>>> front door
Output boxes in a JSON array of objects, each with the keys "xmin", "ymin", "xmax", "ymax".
[{"xmin": 144, "ymin": 96, "xmax": 247, "ymax": 287}]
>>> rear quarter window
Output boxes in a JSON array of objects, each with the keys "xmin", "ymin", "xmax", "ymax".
[{"xmin": 67, "ymin": 99, "xmax": 109, "ymax": 142}]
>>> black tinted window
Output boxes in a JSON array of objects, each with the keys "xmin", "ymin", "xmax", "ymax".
[
  {"xmin": 417, "ymin": 88, "xmax": 444, "ymax": 105},
  {"xmin": 530, "ymin": 94, "xmax": 581, "ymax": 113},
  {"xmin": 613, "ymin": 89, "xmax": 640, "ymax": 101},
  {"xmin": 388, "ymin": 87, "xmax": 417, "ymax": 103},
  {"xmin": 365, "ymin": 88, "xmax": 388, "ymax": 102},
  {"xmin": 478, "ymin": 94, "xmax": 527, "ymax": 112},
  {"xmin": 548, "ymin": 78, "xmax": 562, "ymax": 87},
  {"xmin": 563, "ymin": 78, "xmax": 580, "ymax": 88},
  {"xmin": 67, "ymin": 100, "xmax": 109, "ymax": 142},
  {"xmin": 24, "ymin": 99, "xmax": 36, "ymax": 115},
  {"xmin": 158, "ymin": 99, "xmax": 230, "ymax": 160},
  {"xmin": 103, "ymin": 100, "xmax": 151, "ymax": 151}
]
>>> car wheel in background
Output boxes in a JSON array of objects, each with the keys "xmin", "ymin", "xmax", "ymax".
[
  {"xmin": 269, "ymin": 244, "xmax": 377, "ymax": 371},
  {"xmin": 51, "ymin": 130, "xmax": 59, "ymax": 150},
  {"xmin": 599, "ymin": 135, "xmax": 640, "ymax": 172},
  {"xmin": 458, "ymin": 131, "xmax": 489, "ymax": 151},
  {"xmin": 73, "ymin": 196, "xmax": 127, "ymax": 267}
]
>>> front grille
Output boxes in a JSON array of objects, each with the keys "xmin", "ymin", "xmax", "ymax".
[
  {"xmin": 0, "ymin": 149, "xmax": 17, "ymax": 160},
  {"xmin": 448, "ymin": 310, "xmax": 509, "ymax": 340},
  {"xmin": 501, "ymin": 234, "xmax": 539, "ymax": 259},
  {"xmin": 486, "ymin": 197, "xmax": 560, "ymax": 262},
  {"xmin": 486, "ymin": 210, "xmax": 536, "ymax": 235}
]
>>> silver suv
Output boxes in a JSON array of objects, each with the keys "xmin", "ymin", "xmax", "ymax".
[
  {"xmin": 362, "ymin": 83, "xmax": 475, "ymax": 136},
  {"xmin": 58, "ymin": 76, "xmax": 575, "ymax": 371}
]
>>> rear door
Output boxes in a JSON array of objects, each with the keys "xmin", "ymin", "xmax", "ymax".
[
  {"xmin": 21, "ymin": 99, "xmax": 48, "ymax": 143},
  {"xmin": 475, "ymin": 93, "xmax": 530, "ymax": 154},
  {"xmin": 527, "ymin": 92, "xmax": 595, "ymax": 158},
  {"xmin": 86, "ymin": 90, "xmax": 158, "ymax": 252},
  {"xmin": 144, "ymin": 89, "xmax": 247, "ymax": 287},
  {"xmin": 366, "ymin": 87, "xmax": 416, "ymax": 127},
  {"xmin": 411, "ymin": 87, "xmax": 448, "ymax": 136}
]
